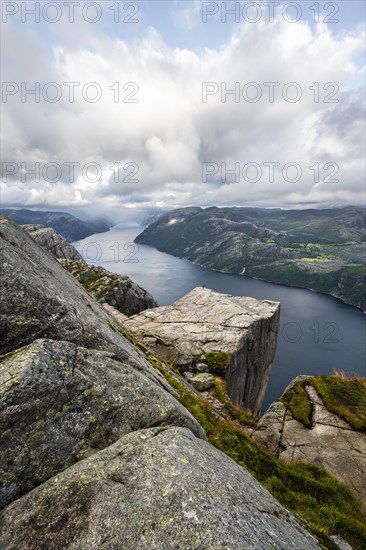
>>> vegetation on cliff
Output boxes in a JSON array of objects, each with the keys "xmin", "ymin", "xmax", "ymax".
[
  {"xmin": 2, "ymin": 217, "xmax": 365, "ymax": 549},
  {"xmin": 135, "ymin": 206, "xmax": 366, "ymax": 310},
  {"xmin": 60, "ymin": 259, "xmax": 157, "ymax": 316},
  {"xmin": 281, "ymin": 373, "xmax": 366, "ymax": 431},
  {"xmin": 124, "ymin": 331, "xmax": 366, "ymax": 550}
]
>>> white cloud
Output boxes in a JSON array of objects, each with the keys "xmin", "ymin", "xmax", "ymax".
[{"xmin": 1, "ymin": 16, "xmax": 365, "ymax": 214}]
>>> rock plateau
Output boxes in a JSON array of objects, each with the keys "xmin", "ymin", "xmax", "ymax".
[{"xmin": 122, "ymin": 288, "xmax": 280, "ymax": 416}]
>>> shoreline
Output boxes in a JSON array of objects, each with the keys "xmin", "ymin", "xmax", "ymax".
[{"xmin": 134, "ymin": 238, "xmax": 366, "ymax": 315}]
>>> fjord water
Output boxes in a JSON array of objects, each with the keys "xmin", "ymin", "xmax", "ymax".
[{"xmin": 75, "ymin": 226, "xmax": 366, "ymax": 412}]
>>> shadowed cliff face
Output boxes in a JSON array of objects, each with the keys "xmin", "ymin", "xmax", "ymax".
[
  {"xmin": 122, "ymin": 288, "xmax": 280, "ymax": 416},
  {"xmin": 227, "ymin": 311, "xmax": 279, "ymax": 414}
]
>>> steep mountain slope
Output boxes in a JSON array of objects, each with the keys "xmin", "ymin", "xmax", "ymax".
[
  {"xmin": 18, "ymin": 223, "xmax": 157, "ymax": 316},
  {"xmin": 0, "ymin": 209, "xmax": 110, "ymax": 241},
  {"xmin": 22, "ymin": 224, "xmax": 84, "ymax": 261},
  {"xmin": 136, "ymin": 206, "xmax": 366, "ymax": 310}
]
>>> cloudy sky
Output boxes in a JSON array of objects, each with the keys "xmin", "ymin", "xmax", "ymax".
[{"xmin": 1, "ymin": 0, "xmax": 365, "ymax": 219}]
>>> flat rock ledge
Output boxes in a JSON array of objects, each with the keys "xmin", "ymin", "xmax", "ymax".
[{"xmin": 122, "ymin": 287, "xmax": 280, "ymax": 415}]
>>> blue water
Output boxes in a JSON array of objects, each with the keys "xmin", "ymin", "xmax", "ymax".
[{"xmin": 74, "ymin": 226, "xmax": 366, "ymax": 412}]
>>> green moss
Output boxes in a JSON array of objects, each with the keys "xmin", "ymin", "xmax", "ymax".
[
  {"xmin": 107, "ymin": 321, "xmax": 118, "ymax": 333},
  {"xmin": 280, "ymin": 382, "xmax": 312, "ymax": 428},
  {"xmin": 121, "ymin": 330, "xmax": 135, "ymax": 344},
  {"xmin": 147, "ymin": 356, "xmax": 366, "ymax": 549},
  {"xmin": 214, "ymin": 377, "xmax": 257, "ymax": 428},
  {"xmin": 280, "ymin": 375, "xmax": 366, "ymax": 432},
  {"xmin": 310, "ymin": 375, "xmax": 366, "ymax": 431},
  {"xmin": 203, "ymin": 352, "xmax": 230, "ymax": 376}
]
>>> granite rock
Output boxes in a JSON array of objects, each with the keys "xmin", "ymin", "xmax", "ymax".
[
  {"xmin": 0, "ymin": 339, "xmax": 204, "ymax": 509},
  {"xmin": 252, "ymin": 377, "xmax": 366, "ymax": 514},
  {"xmin": 22, "ymin": 224, "xmax": 84, "ymax": 261},
  {"xmin": 0, "ymin": 427, "xmax": 322, "ymax": 550},
  {"xmin": 122, "ymin": 287, "xmax": 280, "ymax": 415},
  {"xmin": 60, "ymin": 260, "xmax": 157, "ymax": 316}
]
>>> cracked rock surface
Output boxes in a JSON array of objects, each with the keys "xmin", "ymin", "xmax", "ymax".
[
  {"xmin": 0, "ymin": 339, "xmax": 204, "ymax": 509},
  {"xmin": 123, "ymin": 287, "xmax": 280, "ymax": 415},
  {"xmin": 0, "ymin": 427, "xmax": 321, "ymax": 550},
  {"xmin": 252, "ymin": 377, "xmax": 366, "ymax": 513}
]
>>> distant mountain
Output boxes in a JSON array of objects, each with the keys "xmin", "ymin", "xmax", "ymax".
[
  {"xmin": 136, "ymin": 206, "xmax": 366, "ymax": 310},
  {"xmin": 0, "ymin": 208, "xmax": 110, "ymax": 241}
]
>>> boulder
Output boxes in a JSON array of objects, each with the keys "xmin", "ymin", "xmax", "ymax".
[
  {"xmin": 122, "ymin": 287, "xmax": 280, "ymax": 415},
  {"xmin": 60, "ymin": 260, "xmax": 157, "ymax": 316},
  {"xmin": 330, "ymin": 535, "xmax": 354, "ymax": 550},
  {"xmin": 22, "ymin": 224, "xmax": 84, "ymax": 261},
  {"xmin": 186, "ymin": 372, "xmax": 215, "ymax": 391},
  {"xmin": 252, "ymin": 377, "xmax": 366, "ymax": 514},
  {"xmin": 0, "ymin": 427, "xmax": 322, "ymax": 550},
  {"xmin": 196, "ymin": 362, "xmax": 208, "ymax": 372},
  {"xmin": 0, "ymin": 339, "xmax": 204, "ymax": 509}
]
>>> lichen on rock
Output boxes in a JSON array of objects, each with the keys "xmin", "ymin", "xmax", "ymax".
[{"xmin": 59, "ymin": 259, "xmax": 157, "ymax": 316}]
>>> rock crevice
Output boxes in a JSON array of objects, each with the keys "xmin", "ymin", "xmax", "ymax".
[{"xmin": 252, "ymin": 377, "xmax": 366, "ymax": 514}]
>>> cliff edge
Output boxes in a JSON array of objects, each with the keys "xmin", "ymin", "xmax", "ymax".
[
  {"xmin": 1, "ymin": 217, "xmax": 365, "ymax": 549},
  {"xmin": 122, "ymin": 288, "xmax": 280, "ymax": 416}
]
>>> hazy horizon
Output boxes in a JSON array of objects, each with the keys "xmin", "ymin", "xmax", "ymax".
[{"xmin": 1, "ymin": 1, "xmax": 365, "ymax": 214}]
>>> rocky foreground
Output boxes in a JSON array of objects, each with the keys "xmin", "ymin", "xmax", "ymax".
[
  {"xmin": 0, "ymin": 216, "xmax": 323, "ymax": 548},
  {"xmin": 121, "ymin": 288, "xmax": 280, "ymax": 416},
  {"xmin": 1, "ymin": 216, "xmax": 365, "ymax": 549}
]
